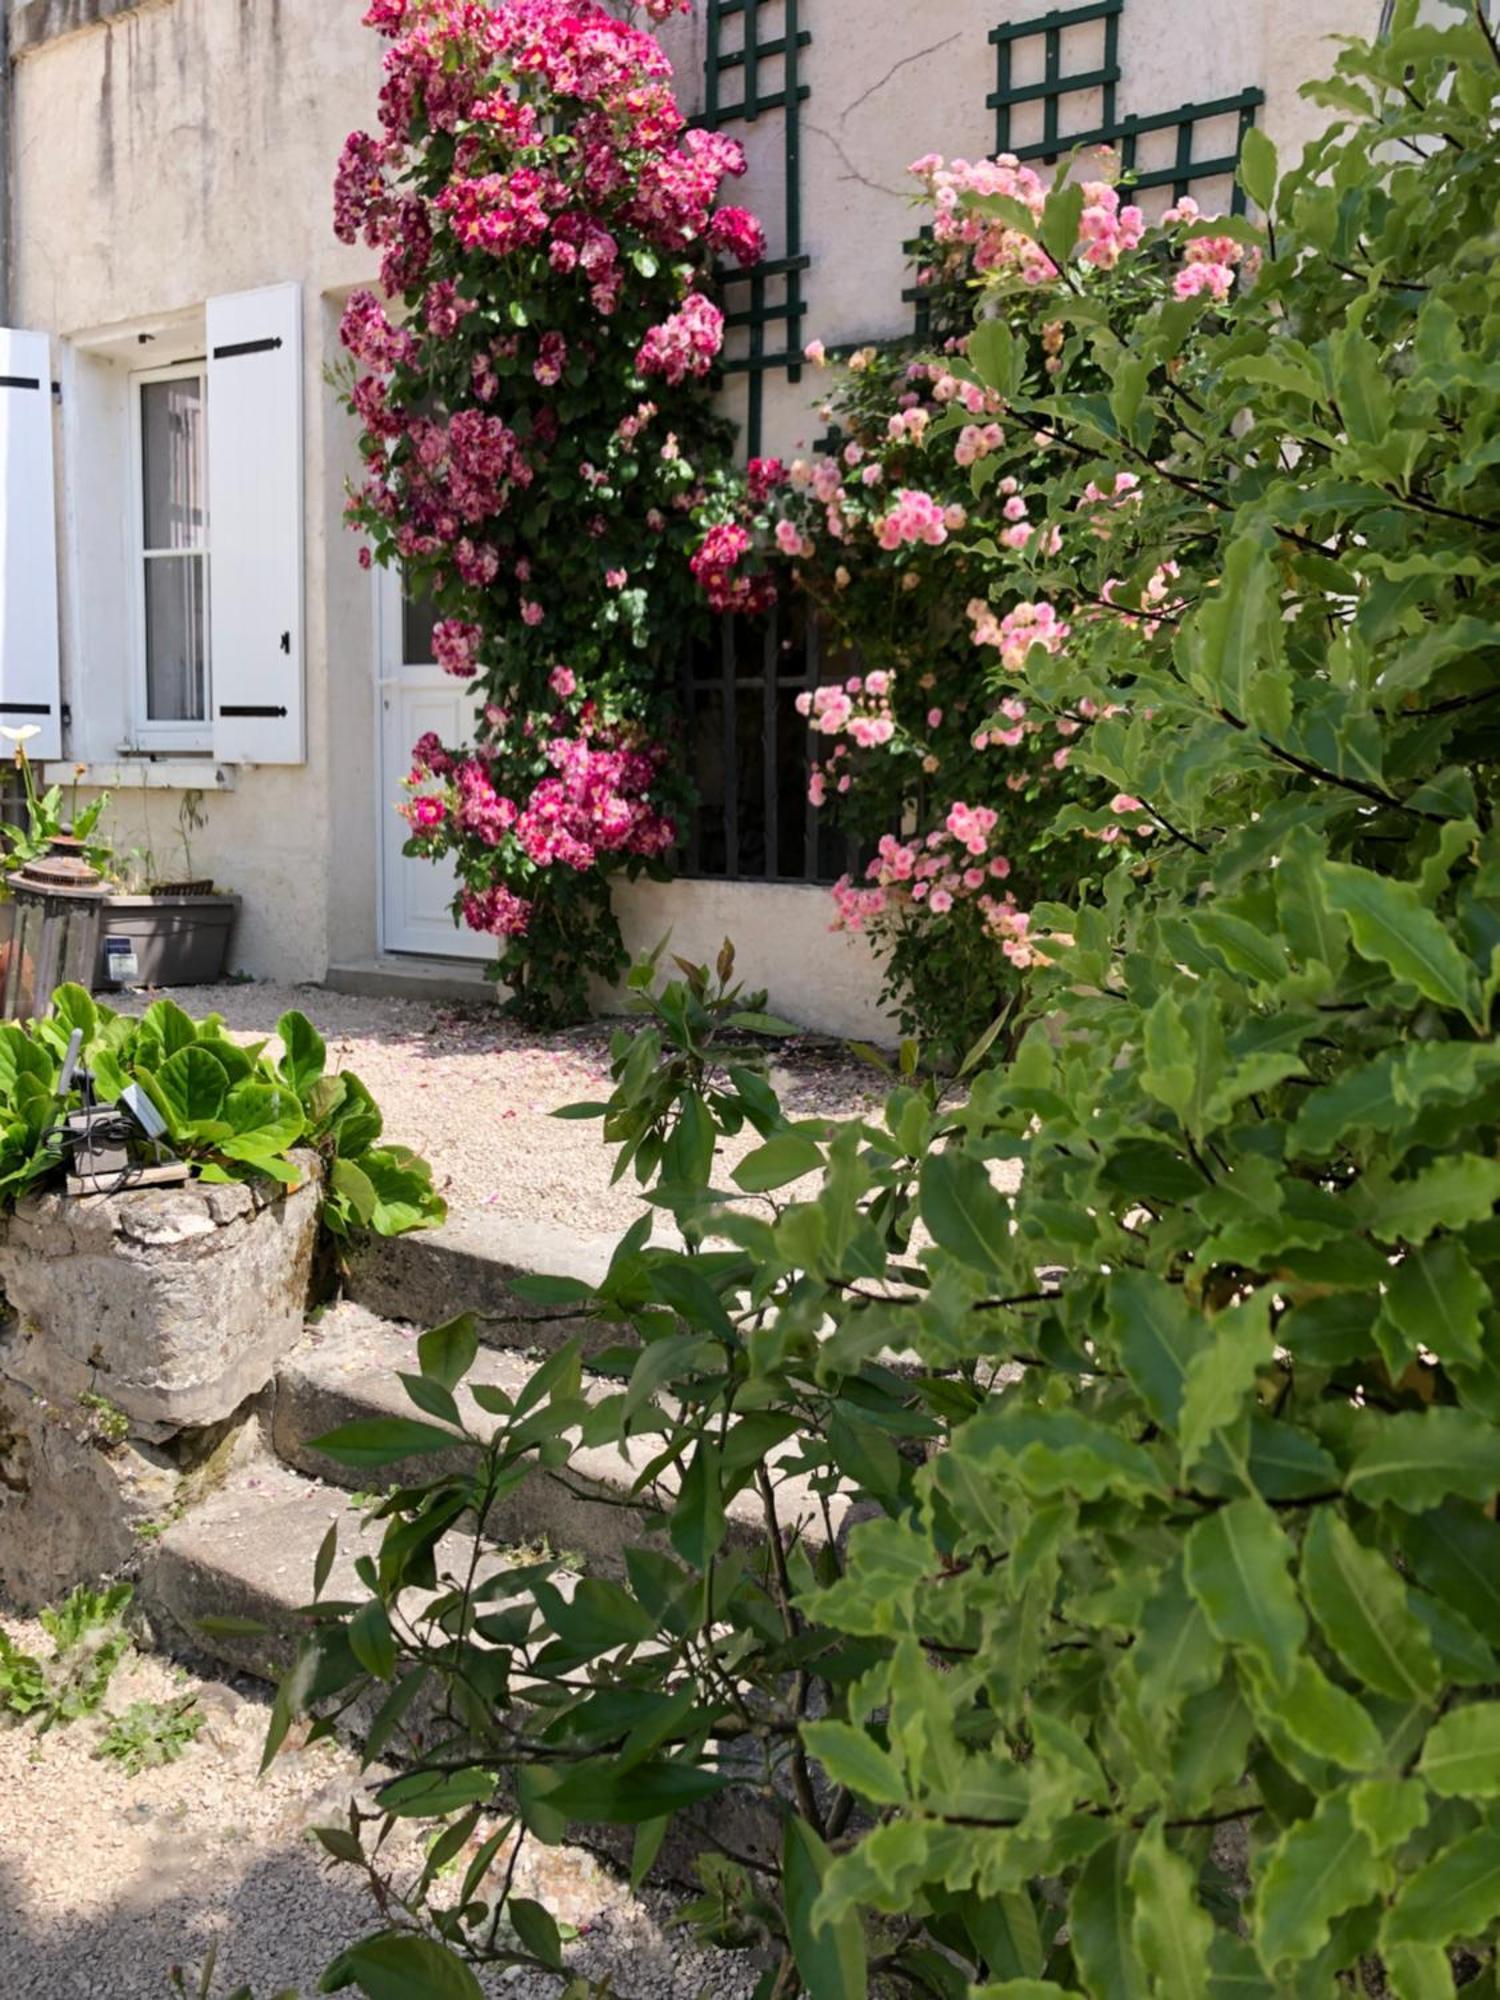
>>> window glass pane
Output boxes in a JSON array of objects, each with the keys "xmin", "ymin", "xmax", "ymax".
[
  {"xmin": 141, "ymin": 378, "xmax": 206, "ymax": 552},
  {"xmin": 145, "ymin": 553, "xmax": 207, "ymax": 721},
  {"xmin": 403, "ymin": 583, "xmax": 439, "ymax": 666}
]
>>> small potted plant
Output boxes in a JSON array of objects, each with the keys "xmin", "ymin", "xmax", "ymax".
[
  {"xmin": 0, "ymin": 727, "xmax": 115, "ymax": 1003},
  {"xmin": 96, "ymin": 788, "xmax": 241, "ymax": 990}
]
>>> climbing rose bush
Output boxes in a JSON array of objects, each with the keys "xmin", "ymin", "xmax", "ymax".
[
  {"xmin": 337, "ymin": 0, "xmax": 758, "ymax": 1024},
  {"xmin": 758, "ymin": 153, "xmax": 1243, "ymax": 1057}
]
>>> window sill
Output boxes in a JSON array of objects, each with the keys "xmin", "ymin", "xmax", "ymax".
[{"xmin": 41, "ymin": 759, "xmax": 238, "ymax": 792}]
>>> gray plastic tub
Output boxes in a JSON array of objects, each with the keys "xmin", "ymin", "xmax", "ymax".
[{"xmin": 94, "ymin": 893, "xmax": 241, "ymax": 990}]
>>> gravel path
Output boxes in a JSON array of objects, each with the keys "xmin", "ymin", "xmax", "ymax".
[
  {"xmin": 0, "ymin": 1607, "xmax": 760, "ymax": 2000},
  {"xmin": 1, "ymin": 986, "xmax": 880, "ymax": 1992},
  {"xmin": 154, "ymin": 983, "xmax": 883, "ymax": 1230},
  {"xmin": 6, "ymin": 983, "xmax": 864, "ymax": 1997}
]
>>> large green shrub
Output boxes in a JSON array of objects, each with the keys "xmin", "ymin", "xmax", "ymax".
[{"xmin": 276, "ymin": 11, "xmax": 1500, "ymax": 1997}]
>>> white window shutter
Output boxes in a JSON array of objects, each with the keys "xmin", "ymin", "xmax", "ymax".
[
  {"xmin": 207, "ymin": 284, "xmax": 304, "ymax": 764},
  {"xmin": 0, "ymin": 331, "xmax": 62, "ymax": 763}
]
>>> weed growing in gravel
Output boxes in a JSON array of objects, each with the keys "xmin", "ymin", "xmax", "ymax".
[
  {"xmin": 95, "ymin": 1695, "xmax": 205, "ymax": 1776},
  {"xmin": 169, "ymin": 1943, "xmax": 296, "ymax": 2000},
  {"xmin": 0, "ymin": 1582, "xmax": 132, "ymax": 1733}
]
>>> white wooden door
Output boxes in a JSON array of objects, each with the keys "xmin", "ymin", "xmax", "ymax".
[{"xmin": 377, "ymin": 569, "xmax": 495, "ymax": 962}]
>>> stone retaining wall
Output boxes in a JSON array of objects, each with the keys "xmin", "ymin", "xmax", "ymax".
[{"xmin": 0, "ymin": 1157, "xmax": 320, "ymax": 1609}]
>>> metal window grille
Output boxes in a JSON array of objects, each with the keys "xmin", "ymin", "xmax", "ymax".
[
  {"xmin": 680, "ymin": 601, "xmax": 853, "ymax": 885},
  {"xmin": 988, "ymin": 1, "xmax": 1262, "ymax": 212},
  {"xmin": 700, "ymin": 0, "xmax": 811, "ymax": 458}
]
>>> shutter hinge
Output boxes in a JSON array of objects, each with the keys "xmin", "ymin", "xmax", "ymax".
[{"xmin": 212, "ymin": 337, "xmax": 284, "ymax": 362}]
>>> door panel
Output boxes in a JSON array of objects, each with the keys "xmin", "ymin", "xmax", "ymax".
[{"xmin": 377, "ymin": 572, "xmax": 495, "ymax": 962}]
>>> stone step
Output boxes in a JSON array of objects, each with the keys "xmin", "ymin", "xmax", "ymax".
[
  {"xmin": 273, "ymin": 1300, "xmax": 847, "ymax": 1579},
  {"xmin": 273, "ymin": 1300, "xmax": 669, "ymax": 1576},
  {"xmin": 344, "ymin": 1210, "xmax": 927, "ymax": 1381},
  {"xmin": 322, "ymin": 956, "xmax": 496, "ymax": 1004},
  {"xmin": 141, "ymin": 1460, "xmax": 389, "ymax": 1680},
  {"xmin": 344, "ymin": 1212, "xmax": 622, "ymax": 1355},
  {"xmin": 140, "ymin": 1456, "xmax": 554, "ymax": 1685}
]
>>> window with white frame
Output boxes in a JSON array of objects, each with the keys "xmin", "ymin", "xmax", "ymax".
[
  {"xmin": 133, "ymin": 365, "xmax": 211, "ymax": 747},
  {"xmin": 0, "ymin": 282, "xmax": 307, "ymax": 773}
]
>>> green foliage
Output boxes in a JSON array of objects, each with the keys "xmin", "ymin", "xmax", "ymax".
[
  {"xmin": 0, "ymin": 990, "xmax": 443, "ymax": 1239},
  {"xmin": 169, "ymin": 1945, "xmax": 298, "ymax": 2000},
  {"xmin": 0, "ymin": 1583, "xmax": 132, "ymax": 1733},
  {"xmin": 94, "ymin": 1695, "xmax": 205, "ymax": 1776},
  {"xmin": 0, "ymin": 738, "xmax": 111, "ymax": 875},
  {"xmin": 277, "ymin": 14, "xmax": 1500, "ymax": 1997}
]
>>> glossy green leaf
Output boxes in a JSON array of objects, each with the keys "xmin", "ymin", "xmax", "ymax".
[
  {"xmin": 783, "ymin": 1816, "xmax": 868, "ymax": 2000},
  {"xmin": 1322, "ymin": 865, "xmax": 1481, "ymax": 1023},
  {"xmin": 1383, "ymin": 1826, "xmax": 1500, "ymax": 1949},
  {"xmin": 155, "ymin": 1046, "xmax": 229, "ymax": 1135},
  {"xmin": 1375, "ymin": 1239, "xmax": 1488, "ymax": 1374},
  {"xmin": 1299, "ymin": 1511, "xmax": 1440, "ymax": 1703},
  {"xmin": 1129, "ymin": 1818, "xmax": 1212, "ymax": 2000},
  {"xmin": 1417, "ymin": 1702, "xmax": 1500, "ymax": 1798},
  {"xmin": 1254, "ymin": 1792, "xmax": 1382, "ymax": 1969},
  {"xmin": 919, "ymin": 1149, "xmax": 1008, "ymax": 1278},
  {"xmin": 802, "ymin": 1720, "xmax": 907, "ymax": 1807},
  {"xmin": 320, "ymin": 1931, "xmax": 483, "ymax": 1999},
  {"xmin": 1184, "ymin": 1499, "xmax": 1306, "ymax": 1689},
  {"xmin": 732, "ymin": 1132, "xmax": 824, "ymax": 1193},
  {"xmin": 1344, "ymin": 1408, "xmax": 1500, "ymax": 1511},
  {"xmin": 417, "ymin": 1314, "xmax": 479, "ymax": 1393},
  {"xmin": 278, "ymin": 1010, "xmax": 328, "ymax": 1095},
  {"xmin": 546, "ymin": 1758, "xmax": 732, "ymax": 1825},
  {"xmin": 309, "ymin": 1416, "xmax": 464, "ymax": 1468},
  {"xmin": 1237, "ymin": 125, "xmax": 1277, "ymax": 211},
  {"xmin": 1069, "ymin": 1832, "xmax": 1149, "ymax": 2000}
]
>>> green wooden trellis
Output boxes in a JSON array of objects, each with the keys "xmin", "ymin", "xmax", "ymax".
[
  {"xmin": 700, "ymin": 0, "xmax": 811, "ymax": 457},
  {"xmin": 987, "ymin": 0, "xmax": 1263, "ymax": 211},
  {"xmin": 902, "ymin": 1, "xmax": 1266, "ymax": 336}
]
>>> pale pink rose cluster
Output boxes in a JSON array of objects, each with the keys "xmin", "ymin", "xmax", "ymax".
[
  {"xmin": 1076, "ymin": 180, "xmax": 1146, "ymax": 270},
  {"xmin": 1163, "ymin": 196, "xmax": 1247, "ymax": 302},
  {"xmin": 929, "ymin": 365, "xmax": 1003, "ymax": 418},
  {"xmin": 968, "ymin": 597, "xmax": 1070, "ymax": 671},
  {"xmin": 971, "ymin": 695, "xmax": 1030, "ymax": 752},
  {"xmin": 876, "ymin": 489, "xmax": 966, "ymax": 552},
  {"xmin": 909, "ymin": 152, "xmax": 1055, "ymax": 284},
  {"xmin": 984, "ymin": 900, "xmax": 1047, "ymax": 968},
  {"xmin": 988, "ymin": 475, "xmax": 1061, "ymax": 554},
  {"xmin": 955, "ymin": 422, "xmax": 1005, "ymax": 468},
  {"xmin": 830, "ymin": 811, "xmax": 1037, "ymax": 963},
  {"xmin": 796, "ymin": 669, "xmax": 896, "ymax": 751}
]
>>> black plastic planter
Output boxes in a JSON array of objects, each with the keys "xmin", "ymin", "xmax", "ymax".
[{"xmin": 94, "ymin": 893, "xmax": 241, "ymax": 990}]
